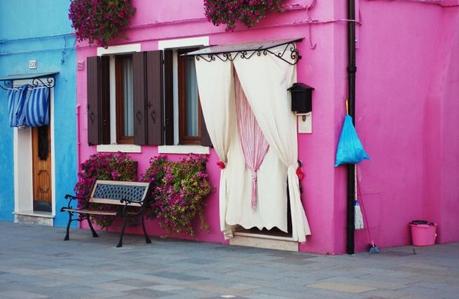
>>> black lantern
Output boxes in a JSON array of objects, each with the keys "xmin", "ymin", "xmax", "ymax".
[{"xmin": 288, "ymin": 83, "xmax": 314, "ymax": 114}]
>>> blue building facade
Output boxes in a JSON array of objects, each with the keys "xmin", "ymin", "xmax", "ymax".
[{"xmin": 0, "ymin": 0, "xmax": 76, "ymax": 226}]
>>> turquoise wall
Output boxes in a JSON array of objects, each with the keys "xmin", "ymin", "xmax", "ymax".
[{"xmin": 0, "ymin": 0, "xmax": 76, "ymax": 226}]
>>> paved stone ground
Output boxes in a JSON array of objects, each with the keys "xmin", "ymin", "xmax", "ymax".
[{"xmin": 0, "ymin": 222, "xmax": 458, "ymax": 299}]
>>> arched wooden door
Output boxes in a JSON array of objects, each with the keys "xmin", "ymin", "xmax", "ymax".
[{"xmin": 32, "ymin": 126, "xmax": 52, "ymax": 212}]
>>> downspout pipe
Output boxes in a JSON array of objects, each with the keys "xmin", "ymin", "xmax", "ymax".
[{"xmin": 346, "ymin": 0, "xmax": 357, "ymax": 254}]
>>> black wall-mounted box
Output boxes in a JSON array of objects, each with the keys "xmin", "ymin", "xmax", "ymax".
[{"xmin": 288, "ymin": 83, "xmax": 314, "ymax": 114}]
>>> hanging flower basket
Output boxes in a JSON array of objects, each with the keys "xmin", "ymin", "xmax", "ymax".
[
  {"xmin": 69, "ymin": 0, "xmax": 136, "ymax": 48},
  {"xmin": 204, "ymin": 0, "xmax": 286, "ymax": 31}
]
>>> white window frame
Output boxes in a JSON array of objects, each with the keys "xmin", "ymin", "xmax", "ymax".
[
  {"xmin": 96, "ymin": 43, "xmax": 141, "ymax": 153},
  {"xmin": 158, "ymin": 36, "xmax": 210, "ymax": 155}
]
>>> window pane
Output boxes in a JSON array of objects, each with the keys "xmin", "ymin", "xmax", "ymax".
[
  {"xmin": 185, "ymin": 56, "xmax": 199, "ymax": 137},
  {"xmin": 123, "ymin": 57, "xmax": 134, "ymax": 137}
]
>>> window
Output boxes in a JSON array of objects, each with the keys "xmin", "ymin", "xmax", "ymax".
[
  {"xmin": 115, "ymin": 55, "xmax": 134, "ymax": 144},
  {"xmin": 177, "ymin": 49, "xmax": 206, "ymax": 145},
  {"xmin": 86, "ymin": 48, "xmax": 211, "ymax": 147}
]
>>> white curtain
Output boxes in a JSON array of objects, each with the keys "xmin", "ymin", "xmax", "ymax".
[
  {"xmin": 233, "ymin": 53, "xmax": 311, "ymax": 242},
  {"xmin": 195, "ymin": 59, "xmax": 236, "ymax": 238},
  {"xmin": 195, "ymin": 49, "xmax": 311, "ymax": 242}
]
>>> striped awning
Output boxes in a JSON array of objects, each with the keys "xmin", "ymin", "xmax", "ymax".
[
  {"xmin": 2, "ymin": 72, "xmax": 56, "ymax": 128},
  {"xmin": 7, "ymin": 85, "xmax": 50, "ymax": 128}
]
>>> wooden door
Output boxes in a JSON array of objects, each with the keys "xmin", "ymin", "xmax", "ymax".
[{"xmin": 32, "ymin": 126, "xmax": 52, "ymax": 212}]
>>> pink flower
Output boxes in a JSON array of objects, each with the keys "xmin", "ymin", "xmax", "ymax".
[{"xmin": 111, "ymin": 170, "xmax": 120, "ymax": 180}]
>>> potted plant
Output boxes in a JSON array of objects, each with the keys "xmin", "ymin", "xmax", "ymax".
[
  {"xmin": 204, "ymin": 0, "xmax": 286, "ymax": 31},
  {"xmin": 143, "ymin": 155, "xmax": 212, "ymax": 236},
  {"xmin": 69, "ymin": 0, "xmax": 136, "ymax": 48}
]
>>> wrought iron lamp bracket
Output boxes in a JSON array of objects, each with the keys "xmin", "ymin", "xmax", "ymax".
[
  {"xmin": 195, "ymin": 41, "xmax": 301, "ymax": 66},
  {"xmin": 0, "ymin": 80, "xmax": 13, "ymax": 91},
  {"xmin": 0, "ymin": 75, "xmax": 55, "ymax": 91},
  {"xmin": 31, "ymin": 77, "xmax": 55, "ymax": 88}
]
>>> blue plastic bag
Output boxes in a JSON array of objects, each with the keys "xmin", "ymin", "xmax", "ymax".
[{"xmin": 335, "ymin": 115, "xmax": 369, "ymax": 167}]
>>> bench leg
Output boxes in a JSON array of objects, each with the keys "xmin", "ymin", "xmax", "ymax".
[
  {"xmin": 64, "ymin": 211, "xmax": 72, "ymax": 241},
  {"xmin": 116, "ymin": 216, "xmax": 129, "ymax": 248},
  {"xmin": 142, "ymin": 216, "xmax": 151, "ymax": 244},
  {"xmin": 86, "ymin": 216, "xmax": 99, "ymax": 238}
]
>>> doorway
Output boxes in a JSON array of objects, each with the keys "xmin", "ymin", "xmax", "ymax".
[
  {"xmin": 13, "ymin": 82, "xmax": 55, "ymax": 223},
  {"xmin": 32, "ymin": 126, "xmax": 52, "ymax": 212}
]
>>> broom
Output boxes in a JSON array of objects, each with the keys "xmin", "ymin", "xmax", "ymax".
[{"xmin": 355, "ymin": 167, "xmax": 380, "ymax": 254}]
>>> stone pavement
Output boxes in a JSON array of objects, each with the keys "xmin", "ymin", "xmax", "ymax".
[{"xmin": 0, "ymin": 222, "xmax": 458, "ymax": 299}]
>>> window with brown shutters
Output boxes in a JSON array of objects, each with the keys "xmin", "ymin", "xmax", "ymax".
[{"xmin": 86, "ymin": 48, "xmax": 211, "ymax": 147}]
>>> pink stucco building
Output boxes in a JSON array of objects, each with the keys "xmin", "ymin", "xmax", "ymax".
[{"xmin": 76, "ymin": 0, "xmax": 459, "ymax": 254}]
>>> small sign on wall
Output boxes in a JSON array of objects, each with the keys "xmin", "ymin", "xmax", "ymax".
[
  {"xmin": 28, "ymin": 60, "xmax": 37, "ymax": 69},
  {"xmin": 77, "ymin": 61, "xmax": 85, "ymax": 71},
  {"xmin": 298, "ymin": 113, "xmax": 312, "ymax": 134}
]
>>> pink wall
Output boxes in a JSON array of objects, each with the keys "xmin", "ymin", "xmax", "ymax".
[
  {"xmin": 76, "ymin": 0, "xmax": 459, "ymax": 254},
  {"xmin": 355, "ymin": 0, "xmax": 459, "ymax": 251}
]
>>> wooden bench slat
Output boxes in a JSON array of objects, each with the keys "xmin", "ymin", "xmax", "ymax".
[
  {"xmin": 90, "ymin": 198, "xmax": 142, "ymax": 207},
  {"xmin": 61, "ymin": 208, "xmax": 117, "ymax": 216}
]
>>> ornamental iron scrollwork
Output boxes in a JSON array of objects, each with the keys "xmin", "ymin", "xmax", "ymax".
[
  {"xmin": 0, "ymin": 80, "xmax": 13, "ymax": 91},
  {"xmin": 0, "ymin": 76, "xmax": 55, "ymax": 91},
  {"xmin": 195, "ymin": 41, "xmax": 301, "ymax": 65},
  {"xmin": 32, "ymin": 77, "xmax": 55, "ymax": 88}
]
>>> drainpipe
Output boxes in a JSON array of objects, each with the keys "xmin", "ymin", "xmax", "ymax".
[
  {"xmin": 346, "ymin": 0, "xmax": 357, "ymax": 254},
  {"xmin": 76, "ymin": 104, "xmax": 81, "ymax": 170}
]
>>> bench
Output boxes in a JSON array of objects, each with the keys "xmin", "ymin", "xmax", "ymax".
[{"xmin": 61, "ymin": 180, "xmax": 153, "ymax": 247}]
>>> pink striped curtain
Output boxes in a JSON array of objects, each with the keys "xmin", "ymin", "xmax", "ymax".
[{"xmin": 234, "ymin": 70, "xmax": 270, "ymax": 210}]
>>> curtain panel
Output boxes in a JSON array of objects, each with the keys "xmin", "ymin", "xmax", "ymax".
[
  {"xmin": 195, "ymin": 59, "xmax": 236, "ymax": 238},
  {"xmin": 7, "ymin": 85, "xmax": 29, "ymax": 127}
]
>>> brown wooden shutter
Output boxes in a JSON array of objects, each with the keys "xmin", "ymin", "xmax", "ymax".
[
  {"xmin": 133, "ymin": 51, "xmax": 166, "ymax": 145},
  {"xmin": 146, "ymin": 51, "xmax": 164, "ymax": 145},
  {"xmin": 163, "ymin": 50, "xmax": 174, "ymax": 145},
  {"xmin": 133, "ymin": 52, "xmax": 148, "ymax": 145},
  {"xmin": 87, "ymin": 56, "xmax": 110, "ymax": 145}
]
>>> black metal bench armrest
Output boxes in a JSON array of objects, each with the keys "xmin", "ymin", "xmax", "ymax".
[
  {"xmin": 65, "ymin": 194, "xmax": 87, "ymax": 200},
  {"xmin": 63, "ymin": 194, "xmax": 88, "ymax": 210},
  {"xmin": 120, "ymin": 198, "xmax": 142, "ymax": 205}
]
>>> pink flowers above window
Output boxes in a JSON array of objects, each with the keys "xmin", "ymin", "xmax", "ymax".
[
  {"xmin": 204, "ymin": 0, "xmax": 286, "ymax": 31},
  {"xmin": 68, "ymin": 0, "xmax": 136, "ymax": 48}
]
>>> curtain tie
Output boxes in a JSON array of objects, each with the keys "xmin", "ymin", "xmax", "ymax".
[
  {"xmin": 217, "ymin": 161, "xmax": 226, "ymax": 169},
  {"xmin": 251, "ymin": 171, "xmax": 258, "ymax": 210},
  {"xmin": 296, "ymin": 167, "xmax": 304, "ymax": 181}
]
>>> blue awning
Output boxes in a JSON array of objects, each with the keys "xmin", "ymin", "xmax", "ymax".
[{"xmin": 7, "ymin": 85, "xmax": 50, "ymax": 128}]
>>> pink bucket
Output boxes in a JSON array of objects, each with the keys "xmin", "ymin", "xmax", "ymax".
[{"xmin": 410, "ymin": 221, "xmax": 437, "ymax": 246}]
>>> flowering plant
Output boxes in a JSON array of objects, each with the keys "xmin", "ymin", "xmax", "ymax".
[
  {"xmin": 68, "ymin": 0, "xmax": 136, "ymax": 47},
  {"xmin": 143, "ymin": 155, "xmax": 212, "ymax": 236},
  {"xmin": 204, "ymin": 0, "xmax": 286, "ymax": 31},
  {"xmin": 75, "ymin": 152, "xmax": 137, "ymax": 227}
]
